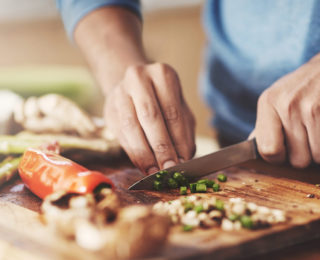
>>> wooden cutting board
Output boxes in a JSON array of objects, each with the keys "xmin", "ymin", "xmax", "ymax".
[{"xmin": 1, "ymin": 158, "xmax": 320, "ymax": 260}]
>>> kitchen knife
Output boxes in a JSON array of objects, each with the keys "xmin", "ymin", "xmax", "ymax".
[{"xmin": 128, "ymin": 138, "xmax": 259, "ymax": 190}]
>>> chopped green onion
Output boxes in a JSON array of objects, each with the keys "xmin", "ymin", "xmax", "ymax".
[
  {"xmin": 182, "ymin": 225, "xmax": 193, "ymax": 232},
  {"xmin": 217, "ymin": 173, "xmax": 227, "ymax": 182},
  {"xmin": 212, "ymin": 183, "xmax": 220, "ymax": 192},
  {"xmin": 197, "ymin": 179, "xmax": 208, "ymax": 185},
  {"xmin": 153, "ymin": 180, "xmax": 162, "ymax": 191},
  {"xmin": 240, "ymin": 215, "xmax": 253, "ymax": 229},
  {"xmin": 180, "ymin": 186, "xmax": 187, "ymax": 195},
  {"xmin": 168, "ymin": 178, "xmax": 178, "ymax": 189},
  {"xmin": 184, "ymin": 202, "xmax": 194, "ymax": 212},
  {"xmin": 173, "ymin": 172, "xmax": 183, "ymax": 181},
  {"xmin": 229, "ymin": 214, "xmax": 239, "ymax": 222},
  {"xmin": 194, "ymin": 205, "xmax": 204, "ymax": 214},
  {"xmin": 155, "ymin": 173, "xmax": 164, "ymax": 180},
  {"xmin": 207, "ymin": 180, "xmax": 215, "ymax": 187},
  {"xmin": 215, "ymin": 199, "xmax": 224, "ymax": 211},
  {"xmin": 196, "ymin": 183, "xmax": 207, "ymax": 193},
  {"xmin": 190, "ymin": 183, "xmax": 197, "ymax": 193},
  {"xmin": 159, "ymin": 170, "xmax": 168, "ymax": 176}
]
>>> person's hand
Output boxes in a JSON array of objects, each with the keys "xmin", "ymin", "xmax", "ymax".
[
  {"xmin": 253, "ymin": 55, "xmax": 320, "ymax": 168},
  {"xmin": 104, "ymin": 63, "xmax": 196, "ymax": 174}
]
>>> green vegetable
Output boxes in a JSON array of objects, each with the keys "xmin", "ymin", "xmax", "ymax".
[
  {"xmin": 197, "ymin": 179, "xmax": 208, "ymax": 185},
  {"xmin": 212, "ymin": 183, "xmax": 220, "ymax": 192},
  {"xmin": 215, "ymin": 199, "xmax": 224, "ymax": 211},
  {"xmin": 168, "ymin": 178, "xmax": 178, "ymax": 189},
  {"xmin": 180, "ymin": 186, "xmax": 187, "ymax": 195},
  {"xmin": 197, "ymin": 179, "xmax": 215, "ymax": 188},
  {"xmin": 217, "ymin": 173, "xmax": 227, "ymax": 182},
  {"xmin": 189, "ymin": 183, "xmax": 197, "ymax": 193},
  {"xmin": 0, "ymin": 156, "xmax": 21, "ymax": 186},
  {"xmin": 316, "ymin": 184, "xmax": 320, "ymax": 188},
  {"xmin": 194, "ymin": 205, "xmax": 204, "ymax": 214},
  {"xmin": 173, "ymin": 172, "xmax": 183, "ymax": 181},
  {"xmin": 0, "ymin": 133, "xmax": 115, "ymax": 155},
  {"xmin": 229, "ymin": 214, "xmax": 239, "ymax": 222},
  {"xmin": 172, "ymin": 172, "xmax": 189, "ymax": 186},
  {"xmin": 159, "ymin": 170, "xmax": 168, "ymax": 176},
  {"xmin": 155, "ymin": 173, "xmax": 164, "ymax": 180},
  {"xmin": 184, "ymin": 202, "xmax": 194, "ymax": 212},
  {"xmin": 207, "ymin": 180, "xmax": 215, "ymax": 187},
  {"xmin": 240, "ymin": 215, "xmax": 253, "ymax": 229},
  {"xmin": 182, "ymin": 225, "xmax": 193, "ymax": 232},
  {"xmin": 153, "ymin": 180, "xmax": 163, "ymax": 191},
  {"xmin": 196, "ymin": 183, "xmax": 207, "ymax": 193}
]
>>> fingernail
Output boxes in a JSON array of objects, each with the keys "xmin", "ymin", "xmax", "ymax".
[
  {"xmin": 147, "ymin": 166, "xmax": 159, "ymax": 175},
  {"xmin": 163, "ymin": 160, "xmax": 176, "ymax": 169},
  {"xmin": 179, "ymin": 158, "xmax": 185, "ymax": 163}
]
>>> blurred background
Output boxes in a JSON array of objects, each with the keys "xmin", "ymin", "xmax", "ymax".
[{"xmin": 0, "ymin": 0, "xmax": 218, "ymax": 153}]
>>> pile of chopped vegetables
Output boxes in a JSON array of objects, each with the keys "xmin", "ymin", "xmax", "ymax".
[
  {"xmin": 153, "ymin": 196, "xmax": 286, "ymax": 232},
  {"xmin": 153, "ymin": 170, "xmax": 228, "ymax": 194}
]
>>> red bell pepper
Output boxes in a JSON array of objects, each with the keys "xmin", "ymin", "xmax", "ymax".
[{"xmin": 19, "ymin": 148, "xmax": 114, "ymax": 199}]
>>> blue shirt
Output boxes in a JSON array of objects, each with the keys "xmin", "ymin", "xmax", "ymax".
[
  {"xmin": 56, "ymin": 0, "xmax": 141, "ymax": 40},
  {"xmin": 57, "ymin": 0, "xmax": 320, "ymax": 143}
]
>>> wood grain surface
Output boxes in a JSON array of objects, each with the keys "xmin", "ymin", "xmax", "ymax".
[{"xmin": 1, "ymin": 158, "xmax": 320, "ymax": 260}]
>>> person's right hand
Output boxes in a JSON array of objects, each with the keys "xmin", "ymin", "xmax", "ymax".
[{"xmin": 104, "ymin": 63, "xmax": 196, "ymax": 175}]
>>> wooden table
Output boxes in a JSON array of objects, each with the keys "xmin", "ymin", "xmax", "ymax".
[{"xmin": 1, "ymin": 157, "xmax": 320, "ymax": 260}]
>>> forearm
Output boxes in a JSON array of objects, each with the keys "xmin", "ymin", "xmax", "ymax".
[{"xmin": 74, "ymin": 7, "xmax": 148, "ymax": 95}]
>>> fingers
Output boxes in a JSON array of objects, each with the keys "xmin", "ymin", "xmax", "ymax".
[
  {"xmin": 255, "ymin": 92, "xmax": 286, "ymax": 164},
  {"xmin": 106, "ymin": 87, "xmax": 158, "ymax": 174},
  {"xmin": 302, "ymin": 102, "xmax": 320, "ymax": 164},
  {"xmin": 125, "ymin": 66, "xmax": 178, "ymax": 169},
  {"xmin": 283, "ymin": 121, "xmax": 311, "ymax": 168},
  {"xmin": 148, "ymin": 64, "xmax": 196, "ymax": 160}
]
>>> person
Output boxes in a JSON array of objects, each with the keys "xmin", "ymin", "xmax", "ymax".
[{"xmin": 56, "ymin": 0, "xmax": 320, "ymax": 174}]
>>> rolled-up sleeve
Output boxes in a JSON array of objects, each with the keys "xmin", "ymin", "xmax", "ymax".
[{"xmin": 56, "ymin": 0, "xmax": 141, "ymax": 40}]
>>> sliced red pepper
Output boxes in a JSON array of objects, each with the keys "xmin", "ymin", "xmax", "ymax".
[{"xmin": 19, "ymin": 148, "xmax": 114, "ymax": 199}]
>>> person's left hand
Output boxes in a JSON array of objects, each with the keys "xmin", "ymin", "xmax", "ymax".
[{"xmin": 251, "ymin": 54, "xmax": 320, "ymax": 168}]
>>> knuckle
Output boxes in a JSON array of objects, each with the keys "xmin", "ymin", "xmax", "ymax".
[
  {"xmin": 140, "ymin": 102, "xmax": 159, "ymax": 121},
  {"xmin": 278, "ymin": 98, "xmax": 298, "ymax": 121},
  {"xmin": 150, "ymin": 62, "xmax": 178, "ymax": 84},
  {"xmin": 153, "ymin": 143, "xmax": 171, "ymax": 154},
  {"xmin": 164, "ymin": 105, "xmax": 180, "ymax": 121},
  {"xmin": 258, "ymin": 89, "xmax": 273, "ymax": 107},
  {"xmin": 152, "ymin": 62, "xmax": 172, "ymax": 73},
  {"xmin": 120, "ymin": 115, "xmax": 136, "ymax": 129},
  {"xmin": 125, "ymin": 65, "xmax": 145, "ymax": 79},
  {"xmin": 304, "ymin": 102, "xmax": 320, "ymax": 121}
]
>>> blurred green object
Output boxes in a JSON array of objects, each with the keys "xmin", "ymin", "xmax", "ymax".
[
  {"xmin": 0, "ymin": 156, "xmax": 21, "ymax": 186},
  {"xmin": 0, "ymin": 66, "xmax": 100, "ymax": 110},
  {"xmin": 0, "ymin": 132, "xmax": 118, "ymax": 155}
]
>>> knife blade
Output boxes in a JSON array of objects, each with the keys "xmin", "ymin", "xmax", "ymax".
[{"xmin": 128, "ymin": 138, "xmax": 259, "ymax": 190}]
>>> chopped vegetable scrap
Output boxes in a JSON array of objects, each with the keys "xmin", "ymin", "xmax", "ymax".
[
  {"xmin": 153, "ymin": 171, "xmax": 228, "ymax": 194},
  {"xmin": 153, "ymin": 196, "xmax": 287, "ymax": 232},
  {"xmin": 217, "ymin": 173, "xmax": 227, "ymax": 182},
  {"xmin": 19, "ymin": 148, "xmax": 114, "ymax": 199},
  {"xmin": 42, "ymin": 189, "xmax": 170, "ymax": 259}
]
